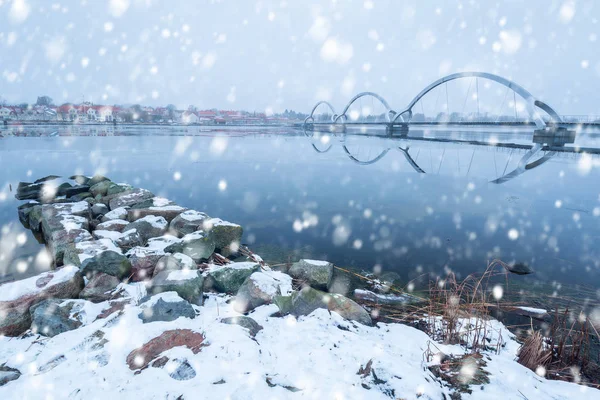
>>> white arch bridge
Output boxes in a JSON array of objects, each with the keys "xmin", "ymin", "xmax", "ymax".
[{"xmin": 304, "ymin": 72, "xmax": 574, "ymax": 141}]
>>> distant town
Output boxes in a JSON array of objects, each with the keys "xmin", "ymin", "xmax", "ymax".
[{"xmin": 0, "ymin": 96, "xmax": 308, "ymax": 125}]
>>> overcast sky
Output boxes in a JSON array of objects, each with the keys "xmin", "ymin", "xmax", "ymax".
[{"xmin": 0, "ymin": 0, "xmax": 598, "ymax": 114}]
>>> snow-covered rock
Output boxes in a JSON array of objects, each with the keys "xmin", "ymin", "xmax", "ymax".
[
  {"xmin": 288, "ymin": 259, "xmax": 333, "ymax": 291},
  {"xmin": 234, "ymin": 271, "xmax": 293, "ymax": 313},
  {"xmin": 149, "ymin": 269, "xmax": 204, "ymax": 305},
  {"xmin": 138, "ymin": 293, "xmax": 196, "ymax": 323},
  {"xmin": 207, "ymin": 262, "xmax": 261, "ymax": 293},
  {"xmin": 164, "ymin": 230, "xmax": 215, "ymax": 262},
  {"xmin": 169, "ymin": 210, "xmax": 209, "ymax": 237},
  {"xmin": 80, "ymin": 251, "xmax": 132, "ymax": 280}
]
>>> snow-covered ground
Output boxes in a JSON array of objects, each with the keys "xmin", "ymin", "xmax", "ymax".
[{"xmin": 0, "ymin": 290, "xmax": 596, "ymax": 400}]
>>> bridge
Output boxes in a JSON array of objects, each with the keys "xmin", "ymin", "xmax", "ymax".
[{"xmin": 304, "ymin": 72, "xmax": 584, "ymax": 144}]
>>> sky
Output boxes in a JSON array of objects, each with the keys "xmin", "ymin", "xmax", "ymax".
[{"xmin": 0, "ymin": 0, "xmax": 598, "ymax": 115}]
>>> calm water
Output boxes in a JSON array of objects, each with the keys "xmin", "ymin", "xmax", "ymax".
[{"xmin": 1, "ymin": 125, "xmax": 599, "ymax": 297}]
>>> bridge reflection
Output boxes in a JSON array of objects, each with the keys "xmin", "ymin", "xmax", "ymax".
[{"xmin": 303, "ymin": 127, "xmax": 599, "ymax": 184}]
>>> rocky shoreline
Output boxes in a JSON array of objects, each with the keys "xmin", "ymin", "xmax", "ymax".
[{"xmin": 0, "ymin": 175, "xmax": 595, "ymax": 399}]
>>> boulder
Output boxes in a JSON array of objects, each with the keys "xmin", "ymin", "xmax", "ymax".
[
  {"xmin": 69, "ymin": 175, "xmax": 90, "ymax": 185},
  {"xmin": 126, "ymin": 329, "xmax": 205, "ymax": 370},
  {"xmin": 138, "ymin": 293, "xmax": 196, "ymax": 323},
  {"xmin": 28, "ymin": 205, "xmax": 43, "ymax": 232},
  {"xmin": 47, "ymin": 228, "xmax": 93, "ymax": 266},
  {"xmin": 89, "ymin": 180, "xmax": 112, "ymax": 197},
  {"xmin": 91, "ymin": 203, "xmax": 109, "ymax": 218},
  {"xmin": 126, "ymin": 247, "xmax": 165, "ymax": 281},
  {"xmin": 164, "ymin": 231, "xmax": 215, "ymax": 262},
  {"xmin": 152, "ymin": 253, "xmax": 196, "ymax": 277},
  {"xmin": 70, "ymin": 192, "xmax": 93, "ymax": 201},
  {"xmin": 281, "ymin": 287, "xmax": 372, "ymax": 326},
  {"xmin": 149, "ymin": 269, "xmax": 204, "ymax": 305},
  {"xmin": 122, "ymin": 215, "xmax": 168, "ymax": 243},
  {"xmin": 34, "ymin": 175, "xmax": 61, "ymax": 184},
  {"xmin": 203, "ymin": 218, "xmax": 243, "ymax": 256},
  {"xmin": 80, "ymin": 250, "xmax": 132, "ymax": 280},
  {"xmin": 64, "ymin": 185, "xmax": 91, "ymax": 198},
  {"xmin": 56, "ymin": 182, "xmax": 72, "ymax": 196},
  {"xmin": 127, "ymin": 197, "xmax": 187, "ymax": 223},
  {"xmin": 207, "ymin": 262, "xmax": 260, "ymax": 294},
  {"xmin": 506, "ymin": 262, "xmax": 534, "ymax": 275},
  {"xmin": 0, "ymin": 266, "xmax": 84, "ymax": 336},
  {"xmin": 327, "ymin": 267, "xmax": 363, "ymax": 297},
  {"xmin": 220, "ymin": 316, "xmax": 263, "ymax": 337},
  {"xmin": 15, "ymin": 182, "xmax": 44, "ymax": 200},
  {"xmin": 288, "ymin": 259, "xmax": 333, "ymax": 291},
  {"xmin": 30, "ymin": 299, "xmax": 82, "ymax": 337},
  {"xmin": 169, "ymin": 210, "xmax": 210, "ymax": 237},
  {"xmin": 106, "ymin": 188, "xmax": 154, "ymax": 210},
  {"xmin": 62, "ymin": 239, "xmax": 122, "ymax": 268},
  {"xmin": 101, "ymin": 207, "xmax": 129, "ymax": 222},
  {"xmin": 106, "ymin": 183, "xmax": 133, "ymax": 196},
  {"xmin": 233, "ymin": 271, "xmax": 293, "ymax": 313},
  {"xmin": 96, "ymin": 219, "xmax": 129, "ymax": 232},
  {"xmin": 0, "ymin": 366, "xmax": 20, "ymax": 386},
  {"xmin": 93, "ymin": 229, "xmax": 143, "ymax": 250},
  {"xmin": 18, "ymin": 202, "xmax": 38, "ymax": 228},
  {"xmin": 79, "ymin": 273, "xmax": 121, "ymax": 303}
]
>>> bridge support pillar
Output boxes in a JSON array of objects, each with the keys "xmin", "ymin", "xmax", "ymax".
[
  {"xmin": 387, "ymin": 124, "xmax": 409, "ymax": 136},
  {"xmin": 533, "ymin": 126, "xmax": 576, "ymax": 146}
]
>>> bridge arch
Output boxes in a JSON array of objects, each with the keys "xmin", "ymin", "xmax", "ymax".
[
  {"xmin": 336, "ymin": 92, "xmax": 395, "ymax": 124},
  {"xmin": 304, "ymin": 100, "xmax": 337, "ymax": 125},
  {"xmin": 393, "ymin": 72, "xmax": 561, "ymax": 129}
]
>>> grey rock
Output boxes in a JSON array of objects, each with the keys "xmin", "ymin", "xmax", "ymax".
[
  {"xmin": 106, "ymin": 188, "xmax": 154, "ymax": 210},
  {"xmin": 234, "ymin": 271, "xmax": 292, "ymax": 313},
  {"xmin": 152, "ymin": 253, "xmax": 196, "ymax": 277},
  {"xmin": 64, "ymin": 185, "xmax": 91, "ymax": 198},
  {"xmin": 127, "ymin": 248, "xmax": 164, "ymax": 281},
  {"xmin": 47, "ymin": 228, "xmax": 93, "ymax": 266},
  {"xmin": 207, "ymin": 262, "xmax": 260, "ymax": 293},
  {"xmin": 169, "ymin": 210, "xmax": 210, "ymax": 237},
  {"xmin": 56, "ymin": 182, "xmax": 72, "ymax": 196},
  {"xmin": 79, "ymin": 273, "xmax": 121, "ymax": 303},
  {"xmin": 284, "ymin": 287, "xmax": 372, "ymax": 326},
  {"xmin": 164, "ymin": 231, "xmax": 215, "ymax": 262},
  {"xmin": 288, "ymin": 259, "xmax": 333, "ymax": 291},
  {"xmin": 0, "ymin": 366, "xmax": 21, "ymax": 386},
  {"xmin": 220, "ymin": 316, "xmax": 263, "ymax": 337},
  {"xmin": 30, "ymin": 299, "xmax": 82, "ymax": 337},
  {"xmin": 69, "ymin": 192, "xmax": 93, "ymax": 201},
  {"xmin": 28, "ymin": 204, "xmax": 43, "ymax": 232},
  {"xmin": 106, "ymin": 183, "xmax": 133, "ymax": 196},
  {"xmin": 89, "ymin": 180, "xmax": 112, "ymax": 197},
  {"xmin": 327, "ymin": 267, "xmax": 363, "ymax": 297},
  {"xmin": 101, "ymin": 207, "xmax": 128, "ymax": 222},
  {"xmin": 88, "ymin": 175, "xmax": 110, "ymax": 186},
  {"xmin": 91, "ymin": 203, "xmax": 109, "ymax": 218},
  {"xmin": 96, "ymin": 219, "xmax": 129, "ymax": 232},
  {"xmin": 203, "ymin": 218, "xmax": 243, "ymax": 257},
  {"xmin": 149, "ymin": 270, "xmax": 204, "ymax": 305},
  {"xmin": 34, "ymin": 175, "xmax": 61, "ymax": 184},
  {"xmin": 506, "ymin": 262, "xmax": 534, "ymax": 275},
  {"xmin": 168, "ymin": 359, "xmax": 196, "ymax": 381},
  {"xmin": 80, "ymin": 251, "xmax": 132, "ymax": 280},
  {"xmin": 122, "ymin": 215, "xmax": 168, "ymax": 243},
  {"xmin": 69, "ymin": 175, "xmax": 90, "ymax": 185},
  {"xmin": 138, "ymin": 296, "xmax": 196, "ymax": 323},
  {"xmin": 15, "ymin": 181, "xmax": 44, "ymax": 200},
  {"xmin": 18, "ymin": 202, "xmax": 38, "ymax": 228}
]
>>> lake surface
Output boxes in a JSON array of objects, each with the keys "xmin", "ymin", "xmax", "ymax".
[{"xmin": 1, "ymin": 124, "xmax": 599, "ymax": 303}]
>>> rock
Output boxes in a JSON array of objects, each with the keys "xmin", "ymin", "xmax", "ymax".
[
  {"xmin": 30, "ymin": 299, "xmax": 82, "ymax": 337},
  {"xmin": 56, "ymin": 182, "xmax": 72, "ymax": 196},
  {"xmin": 96, "ymin": 219, "xmax": 129, "ymax": 232},
  {"xmin": 80, "ymin": 250, "xmax": 132, "ymax": 280},
  {"xmin": 327, "ymin": 267, "xmax": 365, "ymax": 297},
  {"xmin": 88, "ymin": 175, "xmax": 110, "ymax": 186},
  {"xmin": 506, "ymin": 262, "xmax": 534, "ymax": 275},
  {"xmin": 126, "ymin": 329, "xmax": 205, "ymax": 370},
  {"xmin": 40, "ymin": 201, "xmax": 91, "ymax": 241},
  {"xmin": 127, "ymin": 197, "xmax": 187, "ymax": 223},
  {"xmin": 106, "ymin": 183, "xmax": 133, "ymax": 196},
  {"xmin": 17, "ymin": 202, "xmax": 38, "ymax": 228},
  {"xmin": 288, "ymin": 259, "xmax": 333, "ymax": 291},
  {"xmin": 91, "ymin": 203, "xmax": 109, "ymax": 218},
  {"xmin": 0, "ymin": 366, "xmax": 21, "ymax": 386},
  {"xmin": 122, "ymin": 215, "xmax": 169, "ymax": 243},
  {"xmin": 28, "ymin": 204, "xmax": 43, "ymax": 232},
  {"xmin": 62, "ymin": 239, "xmax": 122, "ymax": 268},
  {"xmin": 284, "ymin": 287, "xmax": 372, "ymax": 326},
  {"xmin": 106, "ymin": 188, "xmax": 155, "ymax": 210},
  {"xmin": 15, "ymin": 182, "xmax": 44, "ymax": 200},
  {"xmin": 0, "ymin": 266, "xmax": 84, "ymax": 336},
  {"xmin": 64, "ymin": 185, "xmax": 91, "ymax": 198},
  {"xmin": 149, "ymin": 269, "xmax": 204, "ymax": 305},
  {"xmin": 234, "ymin": 271, "xmax": 293, "ymax": 313},
  {"xmin": 93, "ymin": 229, "xmax": 144, "ymax": 250},
  {"xmin": 69, "ymin": 175, "xmax": 90, "ymax": 185},
  {"xmin": 203, "ymin": 218, "xmax": 243, "ymax": 256},
  {"xmin": 273, "ymin": 294, "xmax": 293, "ymax": 315},
  {"xmin": 70, "ymin": 192, "xmax": 93, "ymax": 201},
  {"xmin": 353, "ymin": 289, "xmax": 423, "ymax": 306},
  {"xmin": 169, "ymin": 210, "xmax": 210, "ymax": 237},
  {"xmin": 126, "ymin": 247, "xmax": 165, "ymax": 281},
  {"xmin": 89, "ymin": 180, "xmax": 112, "ymax": 197},
  {"xmin": 79, "ymin": 273, "xmax": 121, "ymax": 303},
  {"xmin": 101, "ymin": 207, "xmax": 129, "ymax": 222},
  {"xmin": 138, "ymin": 293, "xmax": 196, "ymax": 323},
  {"xmin": 47, "ymin": 228, "xmax": 93, "ymax": 266},
  {"xmin": 167, "ymin": 359, "xmax": 196, "ymax": 381},
  {"xmin": 207, "ymin": 262, "xmax": 260, "ymax": 293},
  {"xmin": 220, "ymin": 316, "xmax": 263, "ymax": 337},
  {"xmin": 34, "ymin": 175, "xmax": 61, "ymax": 184},
  {"xmin": 164, "ymin": 231, "xmax": 215, "ymax": 262},
  {"xmin": 152, "ymin": 253, "xmax": 196, "ymax": 277}
]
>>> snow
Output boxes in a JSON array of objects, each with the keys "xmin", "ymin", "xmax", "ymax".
[
  {"xmin": 144, "ymin": 235, "xmax": 181, "ymax": 252},
  {"xmin": 140, "ymin": 292, "xmax": 188, "ymax": 308},
  {"xmin": 0, "ymin": 292, "xmax": 595, "ymax": 399},
  {"xmin": 203, "ymin": 218, "xmax": 239, "ymax": 230},
  {"xmin": 166, "ymin": 269, "xmax": 199, "ymax": 281},
  {"xmin": 172, "ymin": 253, "xmax": 194, "ymax": 269},
  {"xmin": 302, "ymin": 259, "xmax": 332, "ymax": 266},
  {"xmin": 517, "ymin": 306, "xmax": 548, "ymax": 315},
  {"xmin": 137, "ymin": 215, "xmax": 168, "ymax": 229},
  {"xmin": 0, "ymin": 265, "xmax": 79, "ymax": 302},
  {"xmin": 148, "ymin": 197, "xmax": 185, "ymax": 211},
  {"xmin": 59, "ymin": 215, "xmax": 88, "ymax": 232},
  {"xmin": 93, "ymin": 229, "xmax": 128, "ymax": 241},
  {"xmin": 96, "ymin": 219, "xmax": 129, "ymax": 229},
  {"xmin": 75, "ymin": 239, "xmax": 122, "ymax": 262},
  {"xmin": 103, "ymin": 207, "xmax": 128, "ymax": 221},
  {"xmin": 248, "ymin": 271, "xmax": 293, "ymax": 296},
  {"xmin": 179, "ymin": 210, "xmax": 208, "ymax": 222}
]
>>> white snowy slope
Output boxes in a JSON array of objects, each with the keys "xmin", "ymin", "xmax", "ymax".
[{"xmin": 0, "ymin": 292, "xmax": 597, "ymax": 400}]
